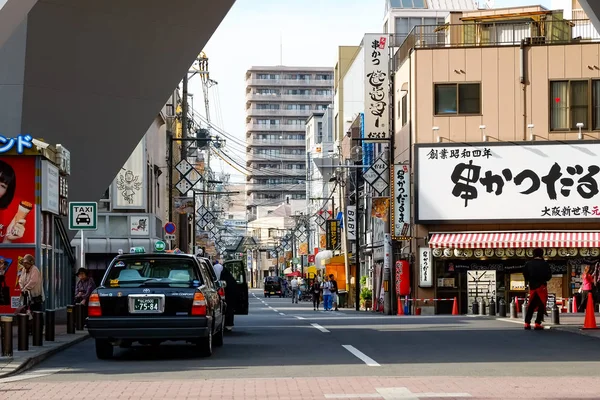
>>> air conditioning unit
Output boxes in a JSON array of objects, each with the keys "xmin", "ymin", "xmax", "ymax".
[{"xmin": 525, "ymin": 36, "xmax": 546, "ymax": 45}]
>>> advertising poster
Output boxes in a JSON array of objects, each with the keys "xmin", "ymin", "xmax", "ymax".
[
  {"xmin": 0, "ymin": 247, "xmax": 36, "ymax": 314},
  {"xmin": 0, "ymin": 156, "xmax": 36, "ymax": 245}
]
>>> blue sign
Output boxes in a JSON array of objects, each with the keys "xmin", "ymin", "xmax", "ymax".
[
  {"xmin": 164, "ymin": 222, "xmax": 176, "ymax": 234},
  {"xmin": 0, "ymin": 134, "xmax": 33, "ymax": 154}
]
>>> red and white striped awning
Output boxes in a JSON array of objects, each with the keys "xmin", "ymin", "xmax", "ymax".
[{"xmin": 428, "ymin": 232, "xmax": 600, "ymax": 249}]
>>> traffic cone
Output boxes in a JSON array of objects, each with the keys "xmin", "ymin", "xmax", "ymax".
[
  {"xmin": 515, "ymin": 297, "xmax": 520, "ymax": 314},
  {"xmin": 397, "ymin": 298, "xmax": 404, "ymax": 315},
  {"xmin": 582, "ymin": 292, "xmax": 598, "ymax": 329},
  {"xmin": 452, "ymin": 297, "xmax": 459, "ymax": 315},
  {"xmin": 572, "ymin": 295, "xmax": 578, "ymax": 313}
]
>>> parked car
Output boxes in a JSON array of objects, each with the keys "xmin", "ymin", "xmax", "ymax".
[
  {"xmin": 224, "ymin": 259, "xmax": 249, "ymax": 315},
  {"xmin": 87, "ymin": 250, "xmax": 226, "ymax": 359}
]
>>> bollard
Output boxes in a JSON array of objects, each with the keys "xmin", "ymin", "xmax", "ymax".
[
  {"xmin": 17, "ymin": 313, "xmax": 28, "ymax": 351},
  {"xmin": 479, "ymin": 299, "xmax": 487, "ymax": 316},
  {"xmin": 510, "ymin": 298, "xmax": 517, "ymax": 318},
  {"xmin": 45, "ymin": 309, "xmax": 55, "ymax": 341},
  {"xmin": 567, "ymin": 297, "xmax": 573, "ymax": 313},
  {"xmin": 75, "ymin": 303, "xmax": 85, "ymax": 331},
  {"xmin": 551, "ymin": 304, "xmax": 560, "ymax": 325},
  {"xmin": 522, "ymin": 299, "xmax": 529, "ymax": 322},
  {"xmin": 1, "ymin": 316, "xmax": 13, "ymax": 357},
  {"xmin": 489, "ymin": 298, "xmax": 496, "ymax": 316},
  {"xmin": 32, "ymin": 311, "xmax": 43, "ymax": 346},
  {"xmin": 66, "ymin": 305, "xmax": 75, "ymax": 334},
  {"xmin": 472, "ymin": 300, "xmax": 479, "ymax": 315},
  {"xmin": 498, "ymin": 298, "xmax": 507, "ymax": 318}
]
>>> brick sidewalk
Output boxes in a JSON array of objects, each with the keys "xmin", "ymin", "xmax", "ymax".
[{"xmin": 1, "ymin": 376, "xmax": 600, "ymax": 399}]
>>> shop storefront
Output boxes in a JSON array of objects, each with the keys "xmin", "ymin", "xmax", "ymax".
[
  {"xmin": 414, "ymin": 141, "xmax": 600, "ymax": 315},
  {"xmin": 427, "ymin": 232, "xmax": 595, "ymax": 314}
]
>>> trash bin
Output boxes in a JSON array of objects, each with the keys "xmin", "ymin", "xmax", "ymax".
[{"xmin": 338, "ymin": 291, "xmax": 347, "ymax": 308}]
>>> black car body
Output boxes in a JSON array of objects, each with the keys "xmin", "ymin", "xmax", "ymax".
[
  {"xmin": 264, "ymin": 276, "xmax": 283, "ymax": 297},
  {"xmin": 224, "ymin": 259, "xmax": 249, "ymax": 315},
  {"xmin": 87, "ymin": 253, "xmax": 225, "ymax": 359}
]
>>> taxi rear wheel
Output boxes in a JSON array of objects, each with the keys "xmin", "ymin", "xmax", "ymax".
[
  {"xmin": 95, "ymin": 339, "xmax": 113, "ymax": 360},
  {"xmin": 197, "ymin": 327, "xmax": 213, "ymax": 357},
  {"xmin": 214, "ymin": 316, "xmax": 224, "ymax": 347}
]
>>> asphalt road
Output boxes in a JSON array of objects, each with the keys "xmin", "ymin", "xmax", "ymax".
[{"xmin": 2, "ymin": 289, "xmax": 600, "ymax": 399}]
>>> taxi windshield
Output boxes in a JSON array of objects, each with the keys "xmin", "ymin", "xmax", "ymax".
[{"xmin": 103, "ymin": 258, "xmax": 202, "ymax": 288}]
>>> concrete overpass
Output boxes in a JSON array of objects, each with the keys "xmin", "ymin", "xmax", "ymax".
[{"xmin": 0, "ymin": 0, "xmax": 235, "ymax": 201}]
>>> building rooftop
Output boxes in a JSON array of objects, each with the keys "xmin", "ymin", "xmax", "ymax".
[
  {"xmin": 247, "ymin": 66, "xmax": 334, "ymax": 72},
  {"xmin": 386, "ymin": 0, "xmax": 478, "ymax": 11}
]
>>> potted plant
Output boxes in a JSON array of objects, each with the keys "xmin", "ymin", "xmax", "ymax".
[{"xmin": 360, "ymin": 287, "xmax": 373, "ymax": 310}]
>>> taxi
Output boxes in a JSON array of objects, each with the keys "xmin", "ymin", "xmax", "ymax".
[{"xmin": 86, "ymin": 243, "xmax": 225, "ymax": 359}]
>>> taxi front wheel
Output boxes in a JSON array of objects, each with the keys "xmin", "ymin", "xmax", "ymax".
[{"xmin": 95, "ymin": 339, "xmax": 114, "ymax": 360}]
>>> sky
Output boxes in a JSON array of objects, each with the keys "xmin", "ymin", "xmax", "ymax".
[{"xmin": 188, "ymin": 0, "xmax": 552, "ymax": 183}]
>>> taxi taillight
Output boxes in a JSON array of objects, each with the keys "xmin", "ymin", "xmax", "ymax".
[
  {"xmin": 191, "ymin": 292, "xmax": 207, "ymax": 316},
  {"xmin": 88, "ymin": 293, "xmax": 102, "ymax": 317},
  {"xmin": 217, "ymin": 287, "xmax": 225, "ymax": 298}
]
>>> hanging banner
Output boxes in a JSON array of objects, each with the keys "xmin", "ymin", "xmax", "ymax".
[
  {"xmin": 393, "ymin": 164, "xmax": 410, "ymax": 239},
  {"xmin": 112, "ymin": 137, "xmax": 147, "ymax": 209},
  {"xmin": 346, "ymin": 205, "xmax": 356, "ymax": 241},
  {"xmin": 247, "ymin": 250, "xmax": 252, "ymax": 272},
  {"xmin": 419, "ymin": 247, "xmax": 433, "ymax": 288},
  {"xmin": 363, "ymin": 34, "xmax": 390, "ymax": 142}
]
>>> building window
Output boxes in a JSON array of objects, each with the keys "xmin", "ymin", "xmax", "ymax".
[
  {"xmin": 434, "ymin": 83, "xmax": 481, "ymax": 115},
  {"xmin": 401, "ymin": 94, "xmax": 408, "ymax": 126},
  {"xmin": 256, "ymin": 104, "xmax": 280, "ymax": 110},
  {"xmin": 550, "ymin": 80, "xmax": 591, "ymax": 131}
]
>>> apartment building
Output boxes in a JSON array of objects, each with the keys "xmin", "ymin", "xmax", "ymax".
[
  {"xmin": 394, "ymin": 5, "xmax": 600, "ymax": 315},
  {"xmin": 245, "ymin": 66, "xmax": 334, "ymax": 223}
]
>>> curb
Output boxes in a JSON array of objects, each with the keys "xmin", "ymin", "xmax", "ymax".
[{"xmin": 0, "ymin": 333, "xmax": 89, "ymax": 379}]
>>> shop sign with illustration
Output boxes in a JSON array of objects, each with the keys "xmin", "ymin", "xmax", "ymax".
[
  {"xmin": 129, "ymin": 216, "xmax": 149, "ymax": 236},
  {"xmin": 0, "ymin": 157, "xmax": 37, "ymax": 246},
  {"xmin": 363, "ymin": 34, "xmax": 390, "ymax": 142},
  {"xmin": 112, "ymin": 137, "xmax": 146, "ymax": 210},
  {"xmin": 0, "ymin": 247, "xmax": 36, "ymax": 314},
  {"xmin": 174, "ymin": 197, "xmax": 194, "ymax": 214},
  {"xmin": 416, "ymin": 142, "xmax": 600, "ymax": 222}
]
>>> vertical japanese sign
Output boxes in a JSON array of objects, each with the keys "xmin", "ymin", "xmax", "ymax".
[
  {"xmin": 363, "ymin": 34, "xmax": 390, "ymax": 142},
  {"xmin": 325, "ymin": 219, "xmax": 340, "ymax": 250},
  {"xmin": 346, "ymin": 205, "xmax": 356, "ymax": 241},
  {"xmin": 393, "ymin": 164, "xmax": 410, "ymax": 238},
  {"xmin": 419, "ymin": 247, "xmax": 433, "ymax": 288},
  {"xmin": 247, "ymin": 249, "xmax": 252, "ymax": 272}
]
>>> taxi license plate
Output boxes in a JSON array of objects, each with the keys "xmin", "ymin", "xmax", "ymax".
[{"xmin": 134, "ymin": 298, "xmax": 159, "ymax": 311}]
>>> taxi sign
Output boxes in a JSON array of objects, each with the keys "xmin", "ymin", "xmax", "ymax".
[
  {"xmin": 130, "ymin": 247, "xmax": 145, "ymax": 254},
  {"xmin": 154, "ymin": 240, "xmax": 166, "ymax": 252}
]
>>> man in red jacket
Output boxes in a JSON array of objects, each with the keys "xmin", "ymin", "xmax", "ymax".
[{"xmin": 523, "ymin": 248, "xmax": 552, "ymax": 330}]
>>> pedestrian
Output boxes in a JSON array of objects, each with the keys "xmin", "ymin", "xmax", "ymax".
[
  {"xmin": 311, "ymin": 278, "xmax": 321, "ymax": 310},
  {"xmin": 18, "ymin": 254, "xmax": 44, "ymax": 312},
  {"xmin": 75, "ymin": 268, "xmax": 96, "ymax": 306},
  {"xmin": 523, "ymin": 248, "xmax": 552, "ymax": 330},
  {"xmin": 214, "ymin": 260, "xmax": 237, "ymax": 332},
  {"xmin": 321, "ymin": 276, "xmax": 332, "ymax": 311},
  {"xmin": 578, "ymin": 265, "xmax": 595, "ymax": 313},
  {"xmin": 290, "ymin": 276, "xmax": 299, "ymax": 303},
  {"xmin": 329, "ymin": 274, "xmax": 339, "ymax": 311}
]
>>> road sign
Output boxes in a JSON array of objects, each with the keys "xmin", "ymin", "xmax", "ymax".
[
  {"xmin": 68, "ymin": 202, "xmax": 97, "ymax": 230},
  {"xmin": 165, "ymin": 234, "xmax": 176, "ymax": 240},
  {"xmin": 164, "ymin": 222, "xmax": 176, "ymax": 234},
  {"xmin": 154, "ymin": 240, "xmax": 166, "ymax": 252}
]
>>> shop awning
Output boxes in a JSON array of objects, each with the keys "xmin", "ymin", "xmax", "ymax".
[{"xmin": 429, "ymin": 232, "xmax": 600, "ymax": 249}]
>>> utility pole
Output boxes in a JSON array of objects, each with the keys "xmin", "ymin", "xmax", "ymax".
[
  {"xmin": 383, "ymin": 147, "xmax": 392, "ymax": 315},
  {"xmin": 355, "ymin": 160, "xmax": 362, "ymax": 311},
  {"xmin": 179, "ymin": 72, "xmax": 190, "ymax": 253}
]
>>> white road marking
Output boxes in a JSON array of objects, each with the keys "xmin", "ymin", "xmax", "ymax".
[
  {"xmin": 311, "ymin": 323, "xmax": 330, "ymax": 333},
  {"xmin": 279, "ymin": 312, "xmax": 286, "ymax": 316},
  {"xmin": 273, "ymin": 309, "xmax": 278, "ymax": 312},
  {"xmin": 497, "ymin": 318, "xmax": 551, "ymax": 329},
  {"xmin": 325, "ymin": 386, "xmax": 471, "ymax": 399},
  {"xmin": 342, "ymin": 345, "xmax": 380, "ymax": 367},
  {"xmin": 295, "ymin": 316, "xmax": 305, "ymax": 320}
]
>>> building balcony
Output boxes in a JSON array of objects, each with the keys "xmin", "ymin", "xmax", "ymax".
[
  {"xmin": 247, "ymin": 167, "xmax": 306, "ymax": 177},
  {"xmin": 246, "ymin": 123, "xmax": 307, "ymax": 132},
  {"xmin": 246, "ymin": 78, "xmax": 334, "ymax": 87},
  {"xmin": 396, "ymin": 19, "xmax": 600, "ymax": 66},
  {"xmin": 246, "ymin": 108, "xmax": 314, "ymax": 117},
  {"xmin": 246, "ymin": 153, "xmax": 306, "ymax": 162},
  {"xmin": 247, "ymin": 138, "xmax": 306, "ymax": 147},
  {"xmin": 246, "ymin": 93, "xmax": 333, "ymax": 103},
  {"xmin": 246, "ymin": 183, "xmax": 306, "ymax": 193}
]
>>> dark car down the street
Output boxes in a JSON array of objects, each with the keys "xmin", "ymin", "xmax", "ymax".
[
  {"xmin": 86, "ymin": 250, "xmax": 226, "ymax": 359},
  {"xmin": 264, "ymin": 276, "xmax": 283, "ymax": 298}
]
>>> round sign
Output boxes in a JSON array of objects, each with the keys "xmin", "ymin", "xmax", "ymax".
[
  {"xmin": 164, "ymin": 222, "xmax": 176, "ymax": 234},
  {"xmin": 154, "ymin": 240, "xmax": 166, "ymax": 252}
]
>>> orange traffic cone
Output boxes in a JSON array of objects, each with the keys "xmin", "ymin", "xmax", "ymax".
[
  {"xmin": 582, "ymin": 292, "xmax": 598, "ymax": 330},
  {"xmin": 572, "ymin": 296, "xmax": 578, "ymax": 313},
  {"xmin": 515, "ymin": 297, "xmax": 521, "ymax": 314},
  {"xmin": 452, "ymin": 297, "xmax": 459, "ymax": 315},
  {"xmin": 397, "ymin": 298, "xmax": 404, "ymax": 315}
]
